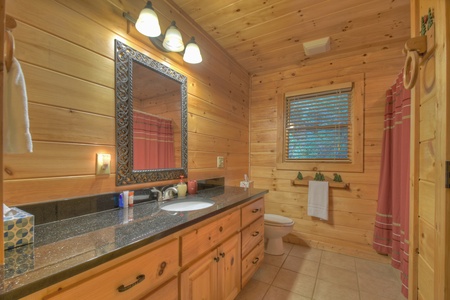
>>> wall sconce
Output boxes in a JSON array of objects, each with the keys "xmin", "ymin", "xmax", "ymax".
[
  {"xmin": 123, "ymin": 1, "xmax": 202, "ymax": 64},
  {"xmin": 96, "ymin": 153, "xmax": 111, "ymax": 175}
]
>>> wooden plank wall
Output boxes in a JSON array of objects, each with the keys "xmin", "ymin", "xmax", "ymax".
[
  {"xmin": 250, "ymin": 13, "xmax": 410, "ymax": 260},
  {"xmin": 3, "ymin": 0, "xmax": 250, "ymax": 206},
  {"xmin": 411, "ymin": 0, "xmax": 450, "ymax": 299}
]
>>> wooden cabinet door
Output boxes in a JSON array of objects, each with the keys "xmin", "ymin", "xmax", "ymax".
[
  {"xmin": 180, "ymin": 249, "xmax": 218, "ymax": 300},
  {"xmin": 217, "ymin": 234, "xmax": 241, "ymax": 300}
]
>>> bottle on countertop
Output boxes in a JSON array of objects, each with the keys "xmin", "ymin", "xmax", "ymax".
[
  {"xmin": 188, "ymin": 179, "xmax": 197, "ymax": 194},
  {"xmin": 177, "ymin": 175, "xmax": 187, "ymax": 197},
  {"xmin": 128, "ymin": 191, "xmax": 134, "ymax": 207},
  {"xmin": 119, "ymin": 191, "xmax": 129, "ymax": 208}
]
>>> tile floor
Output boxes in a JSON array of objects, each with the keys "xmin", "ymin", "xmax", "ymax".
[{"xmin": 236, "ymin": 243, "xmax": 406, "ymax": 300}]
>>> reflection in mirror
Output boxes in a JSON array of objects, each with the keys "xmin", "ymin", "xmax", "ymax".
[
  {"xmin": 115, "ymin": 40, "xmax": 187, "ymax": 186},
  {"xmin": 132, "ymin": 62, "xmax": 181, "ymax": 170}
]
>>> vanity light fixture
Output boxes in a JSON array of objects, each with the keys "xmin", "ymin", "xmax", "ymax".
[
  {"xmin": 162, "ymin": 21, "xmax": 184, "ymax": 52},
  {"xmin": 123, "ymin": 1, "xmax": 203, "ymax": 64},
  {"xmin": 183, "ymin": 37, "xmax": 202, "ymax": 64},
  {"xmin": 135, "ymin": 1, "xmax": 161, "ymax": 37}
]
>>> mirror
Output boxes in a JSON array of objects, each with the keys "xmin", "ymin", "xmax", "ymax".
[{"xmin": 115, "ymin": 40, "xmax": 187, "ymax": 186}]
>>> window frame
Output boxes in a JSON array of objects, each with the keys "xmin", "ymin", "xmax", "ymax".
[{"xmin": 276, "ymin": 77, "xmax": 364, "ymax": 173}]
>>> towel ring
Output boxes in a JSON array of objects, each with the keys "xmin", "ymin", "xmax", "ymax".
[
  {"xmin": 5, "ymin": 30, "xmax": 15, "ymax": 72},
  {"xmin": 403, "ymin": 50, "xmax": 419, "ymax": 90}
]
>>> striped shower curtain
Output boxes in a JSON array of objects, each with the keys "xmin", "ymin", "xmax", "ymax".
[
  {"xmin": 133, "ymin": 111, "xmax": 175, "ymax": 170},
  {"xmin": 372, "ymin": 70, "xmax": 410, "ymax": 298}
]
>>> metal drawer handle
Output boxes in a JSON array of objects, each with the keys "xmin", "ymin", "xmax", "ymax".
[
  {"xmin": 251, "ymin": 208, "xmax": 260, "ymax": 213},
  {"xmin": 117, "ymin": 274, "xmax": 145, "ymax": 292},
  {"xmin": 251, "ymin": 231, "xmax": 260, "ymax": 237},
  {"xmin": 252, "ymin": 257, "xmax": 259, "ymax": 264},
  {"xmin": 158, "ymin": 261, "xmax": 167, "ymax": 276}
]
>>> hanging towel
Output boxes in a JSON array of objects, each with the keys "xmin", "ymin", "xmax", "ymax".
[
  {"xmin": 3, "ymin": 57, "xmax": 33, "ymax": 154},
  {"xmin": 307, "ymin": 181, "xmax": 329, "ymax": 220}
]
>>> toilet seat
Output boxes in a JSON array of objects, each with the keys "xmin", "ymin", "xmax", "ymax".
[{"xmin": 264, "ymin": 214, "xmax": 294, "ymax": 227}]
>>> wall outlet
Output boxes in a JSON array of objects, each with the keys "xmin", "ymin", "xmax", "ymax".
[{"xmin": 217, "ymin": 156, "xmax": 224, "ymax": 168}]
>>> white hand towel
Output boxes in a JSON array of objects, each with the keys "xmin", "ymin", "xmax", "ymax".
[
  {"xmin": 307, "ymin": 181, "xmax": 329, "ymax": 220},
  {"xmin": 3, "ymin": 57, "xmax": 33, "ymax": 154}
]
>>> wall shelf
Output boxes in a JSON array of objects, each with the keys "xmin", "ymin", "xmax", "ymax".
[{"xmin": 292, "ymin": 176, "xmax": 349, "ymax": 189}]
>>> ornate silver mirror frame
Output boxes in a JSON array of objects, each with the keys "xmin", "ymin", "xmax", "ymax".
[{"xmin": 115, "ymin": 40, "xmax": 188, "ymax": 186}]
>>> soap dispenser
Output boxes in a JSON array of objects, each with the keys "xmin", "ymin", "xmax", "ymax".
[{"xmin": 177, "ymin": 175, "xmax": 187, "ymax": 197}]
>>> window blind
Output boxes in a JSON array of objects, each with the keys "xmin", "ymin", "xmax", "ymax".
[{"xmin": 285, "ymin": 86, "xmax": 352, "ymax": 161}]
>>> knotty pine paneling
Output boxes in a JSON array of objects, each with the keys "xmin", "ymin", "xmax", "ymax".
[
  {"xmin": 418, "ymin": 180, "xmax": 435, "ymax": 225},
  {"xmin": 250, "ymin": 20, "xmax": 408, "ymax": 260},
  {"xmin": 4, "ymin": 0, "xmax": 250, "ymax": 205}
]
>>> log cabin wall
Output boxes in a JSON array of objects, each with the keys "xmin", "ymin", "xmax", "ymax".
[
  {"xmin": 3, "ymin": 0, "xmax": 250, "ymax": 206},
  {"xmin": 249, "ymin": 7, "xmax": 410, "ymax": 260}
]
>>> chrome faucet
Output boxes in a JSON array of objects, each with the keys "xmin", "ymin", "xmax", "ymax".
[
  {"xmin": 151, "ymin": 188, "xmax": 163, "ymax": 202},
  {"xmin": 162, "ymin": 186, "xmax": 178, "ymax": 201}
]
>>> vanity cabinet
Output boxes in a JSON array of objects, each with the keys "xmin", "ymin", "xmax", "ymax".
[
  {"xmin": 40, "ymin": 238, "xmax": 179, "ymax": 300},
  {"xmin": 240, "ymin": 198, "xmax": 265, "ymax": 287},
  {"xmin": 15, "ymin": 194, "xmax": 267, "ymax": 300},
  {"xmin": 141, "ymin": 277, "xmax": 178, "ymax": 300},
  {"xmin": 181, "ymin": 209, "xmax": 240, "ymax": 266},
  {"xmin": 180, "ymin": 209, "xmax": 241, "ymax": 300},
  {"xmin": 180, "ymin": 233, "xmax": 240, "ymax": 300}
]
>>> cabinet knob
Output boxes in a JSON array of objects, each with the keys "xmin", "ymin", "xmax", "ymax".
[
  {"xmin": 219, "ymin": 226, "xmax": 223, "ymax": 232},
  {"xmin": 214, "ymin": 257, "xmax": 220, "ymax": 262},
  {"xmin": 220, "ymin": 252, "xmax": 225, "ymax": 258},
  {"xmin": 252, "ymin": 257, "xmax": 259, "ymax": 265},
  {"xmin": 251, "ymin": 208, "xmax": 260, "ymax": 213},
  {"xmin": 117, "ymin": 274, "xmax": 146, "ymax": 292},
  {"xmin": 251, "ymin": 231, "xmax": 260, "ymax": 237}
]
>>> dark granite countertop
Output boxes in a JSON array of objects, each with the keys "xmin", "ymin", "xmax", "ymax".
[{"xmin": 0, "ymin": 186, "xmax": 267, "ymax": 300}]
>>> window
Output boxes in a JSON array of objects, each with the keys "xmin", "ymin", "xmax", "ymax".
[
  {"xmin": 285, "ymin": 84, "xmax": 352, "ymax": 161},
  {"xmin": 277, "ymin": 78, "xmax": 364, "ymax": 172}
]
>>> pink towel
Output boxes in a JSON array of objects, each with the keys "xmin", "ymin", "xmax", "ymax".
[{"xmin": 307, "ymin": 181, "xmax": 329, "ymax": 220}]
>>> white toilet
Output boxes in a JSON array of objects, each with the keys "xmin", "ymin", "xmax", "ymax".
[{"xmin": 264, "ymin": 214, "xmax": 295, "ymax": 255}]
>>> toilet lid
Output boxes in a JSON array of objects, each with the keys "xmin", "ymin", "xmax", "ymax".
[{"xmin": 264, "ymin": 214, "xmax": 294, "ymax": 226}]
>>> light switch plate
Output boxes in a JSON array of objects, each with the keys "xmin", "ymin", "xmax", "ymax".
[{"xmin": 217, "ymin": 156, "xmax": 224, "ymax": 168}]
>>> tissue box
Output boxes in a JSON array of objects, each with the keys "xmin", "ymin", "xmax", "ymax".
[
  {"xmin": 4, "ymin": 207, "xmax": 34, "ymax": 250},
  {"xmin": 240, "ymin": 181, "xmax": 254, "ymax": 188}
]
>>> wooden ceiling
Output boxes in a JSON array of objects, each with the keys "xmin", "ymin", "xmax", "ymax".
[{"xmin": 171, "ymin": 0, "xmax": 410, "ymax": 75}]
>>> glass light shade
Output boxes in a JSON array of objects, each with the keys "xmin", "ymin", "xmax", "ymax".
[
  {"xmin": 135, "ymin": 1, "xmax": 161, "ymax": 37},
  {"xmin": 183, "ymin": 37, "xmax": 202, "ymax": 64},
  {"xmin": 163, "ymin": 21, "xmax": 184, "ymax": 52}
]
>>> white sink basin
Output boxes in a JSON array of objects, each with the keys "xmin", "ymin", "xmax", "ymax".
[{"xmin": 160, "ymin": 199, "xmax": 215, "ymax": 212}]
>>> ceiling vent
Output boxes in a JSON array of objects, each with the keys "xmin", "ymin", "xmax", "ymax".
[{"xmin": 303, "ymin": 37, "xmax": 331, "ymax": 56}]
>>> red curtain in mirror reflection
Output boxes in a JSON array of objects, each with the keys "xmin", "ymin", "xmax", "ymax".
[{"xmin": 133, "ymin": 111, "xmax": 175, "ymax": 170}]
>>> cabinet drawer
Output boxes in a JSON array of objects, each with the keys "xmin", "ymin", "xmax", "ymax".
[
  {"xmin": 46, "ymin": 239, "xmax": 179, "ymax": 300},
  {"xmin": 181, "ymin": 209, "xmax": 240, "ymax": 266},
  {"xmin": 241, "ymin": 198, "xmax": 264, "ymax": 228},
  {"xmin": 241, "ymin": 240, "xmax": 264, "ymax": 288},
  {"xmin": 241, "ymin": 216, "xmax": 264, "ymax": 258},
  {"xmin": 141, "ymin": 277, "xmax": 178, "ymax": 300}
]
